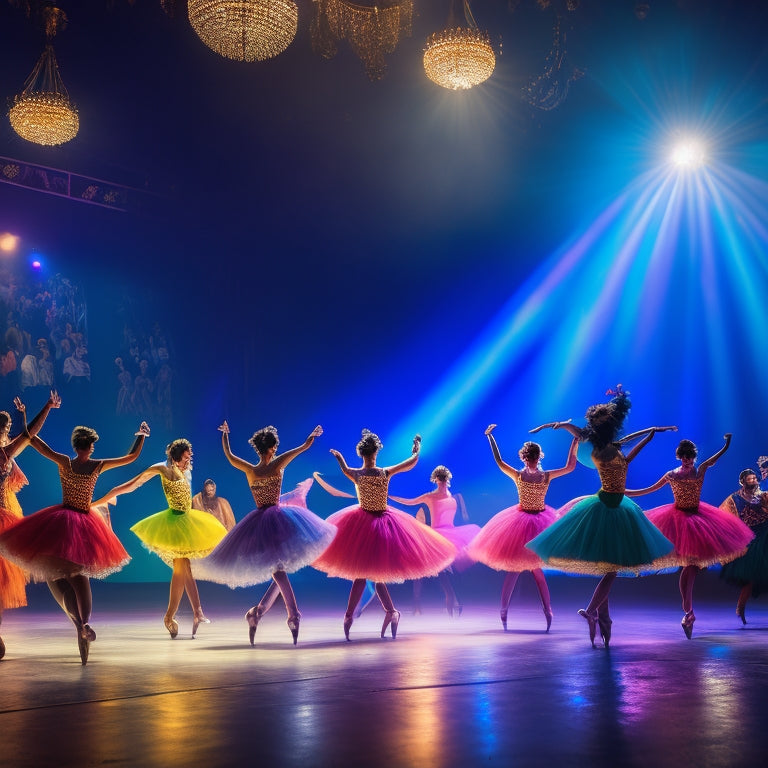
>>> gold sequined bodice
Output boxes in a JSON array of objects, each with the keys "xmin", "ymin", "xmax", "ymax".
[
  {"xmin": 515, "ymin": 473, "xmax": 551, "ymax": 512},
  {"xmin": 355, "ymin": 470, "xmax": 389, "ymax": 512},
  {"xmin": 668, "ymin": 473, "xmax": 702, "ymax": 510},
  {"xmin": 59, "ymin": 460, "xmax": 102, "ymax": 512},
  {"xmin": 595, "ymin": 453, "xmax": 628, "ymax": 494},
  {"xmin": 0, "ymin": 448, "xmax": 12, "ymax": 509},
  {"xmin": 250, "ymin": 473, "xmax": 283, "ymax": 508},
  {"xmin": 161, "ymin": 473, "xmax": 192, "ymax": 512}
]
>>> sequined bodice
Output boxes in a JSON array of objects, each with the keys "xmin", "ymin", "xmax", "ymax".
[
  {"xmin": 250, "ymin": 473, "xmax": 283, "ymax": 508},
  {"xmin": 355, "ymin": 470, "xmax": 389, "ymax": 512},
  {"xmin": 161, "ymin": 473, "xmax": 192, "ymax": 512},
  {"xmin": 0, "ymin": 449, "xmax": 12, "ymax": 509},
  {"xmin": 428, "ymin": 495, "xmax": 457, "ymax": 528},
  {"xmin": 731, "ymin": 491, "xmax": 768, "ymax": 528},
  {"xmin": 668, "ymin": 473, "xmax": 702, "ymax": 510},
  {"xmin": 59, "ymin": 460, "xmax": 102, "ymax": 512},
  {"xmin": 595, "ymin": 453, "xmax": 628, "ymax": 494},
  {"xmin": 515, "ymin": 473, "xmax": 551, "ymax": 511}
]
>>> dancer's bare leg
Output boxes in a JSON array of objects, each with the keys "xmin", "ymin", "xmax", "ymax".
[
  {"xmin": 680, "ymin": 565, "xmax": 699, "ymax": 637},
  {"xmin": 579, "ymin": 572, "xmax": 617, "ymax": 647},
  {"xmin": 244, "ymin": 579, "xmax": 281, "ymax": 644},
  {"xmin": 179, "ymin": 559, "xmax": 209, "ymax": 638},
  {"xmin": 272, "ymin": 570, "xmax": 300, "ymax": 644},
  {"xmin": 344, "ymin": 578, "xmax": 367, "ymax": 640},
  {"xmin": 532, "ymin": 568, "xmax": 553, "ymax": 630},
  {"xmin": 438, "ymin": 570, "xmax": 460, "ymax": 616},
  {"xmin": 47, "ymin": 578, "xmax": 83, "ymax": 629},
  {"xmin": 375, "ymin": 582, "xmax": 400, "ymax": 639},
  {"xmin": 412, "ymin": 579, "xmax": 423, "ymax": 615},
  {"xmin": 737, "ymin": 583, "xmax": 752, "ymax": 624},
  {"xmin": 499, "ymin": 572, "xmax": 520, "ymax": 629},
  {"xmin": 69, "ymin": 574, "xmax": 92, "ymax": 628},
  {"xmin": 163, "ymin": 559, "xmax": 186, "ymax": 638},
  {"xmin": 0, "ymin": 609, "xmax": 5, "ymax": 660}
]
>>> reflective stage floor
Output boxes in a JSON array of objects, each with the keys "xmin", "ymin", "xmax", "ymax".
[{"xmin": 2, "ymin": 574, "xmax": 768, "ymax": 768}]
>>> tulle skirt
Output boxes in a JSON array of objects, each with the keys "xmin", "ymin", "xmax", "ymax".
[
  {"xmin": 313, "ymin": 505, "xmax": 457, "ymax": 583},
  {"xmin": 469, "ymin": 504, "xmax": 558, "ymax": 572},
  {"xmin": 645, "ymin": 501, "xmax": 754, "ymax": 568},
  {"xmin": 720, "ymin": 521, "xmax": 768, "ymax": 596},
  {"xmin": 0, "ymin": 504, "xmax": 130, "ymax": 580},
  {"xmin": 0, "ymin": 506, "xmax": 28, "ymax": 609},
  {"xmin": 130, "ymin": 508, "xmax": 227, "ymax": 565},
  {"xmin": 434, "ymin": 523, "xmax": 481, "ymax": 572},
  {"xmin": 194, "ymin": 503, "xmax": 336, "ymax": 588},
  {"xmin": 526, "ymin": 492, "xmax": 674, "ymax": 575}
]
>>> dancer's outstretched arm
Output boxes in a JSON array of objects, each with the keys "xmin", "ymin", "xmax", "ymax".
[
  {"xmin": 92, "ymin": 461, "xmax": 163, "ymax": 508},
  {"xmin": 484, "ymin": 424, "xmax": 520, "ymax": 481},
  {"xmin": 218, "ymin": 421, "xmax": 254, "ymax": 472},
  {"xmin": 529, "ymin": 419, "xmax": 578, "ymax": 437},
  {"xmin": 312, "ymin": 471, "xmax": 355, "ymax": 498},
  {"xmin": 548, "ymin": 436, "xmax": 580, "ymax": 479},
  {"xmin": 271, "ymin": 426, "xmax": 323, "ymax": 472},
  {"xmin": 625, "ymin": 474, "xmax": 670, "ymax": 497},
  {"xmin": 99, "ymin": 422, "xmax": 150, "ymax": 471},
  {"xmin": 8, "ymin": 391, "xmax": 60, "ymax": 458},
  {"xmin": 624, "ymin": 426, "xmax": 677, "ymax": 463},
  {"xmin": 384, "ymin": 435, "xmax": 421, "ymax": 476},
  {"xmin": 699, "ymin": 434, "xmax": 731, "ymax": 475}
]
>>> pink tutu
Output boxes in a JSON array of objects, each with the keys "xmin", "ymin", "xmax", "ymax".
[
  {"xmin": 0, "ymin": 504, "xmax": 130, "ymax": 581},
  {"xmin": 313, "ymin": 504, "xmax": 456, "ymax": 583},
  {"xmin": 469, "ymin": 504, "xmax": 558, "ymax": 571},
  {"xmin": 645, "ymin": 501, "xmax": 754, "ymax": 568},
  {"xmin": 434, "ymin": 523, "xmax": 481, "ymax": 572}
]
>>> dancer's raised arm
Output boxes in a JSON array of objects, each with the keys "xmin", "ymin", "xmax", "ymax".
[
  {"xmin": 485, "ymin": 424, "xmax": 520, "ymax": 480},
  {"xmin": 384, "ymin": 434, "xmax": 421, "ymax": 476},
  {"xmin": 8, "ymin": 391, "xmax": 60, "ymax": 457},
  {"xmin": 548, "ymin": 436, "xmax": 580, "ymax": 479},
  {"xmin": 624, "ymin": 426, "xmax": 677, "ymax": 463},
  {"xmin": 270, "ymin": 425, "xmax": 323, "ymax": 472},
  {"xmin": 698, "ymin": 434, "xmax": 731, "ymax": 474},
  {"xmin": 99, "ymin": 422, "xmax": 150, "ymax": 471},
  {"xmin": 219, "ymin": 420, "xmax": 254, "ymax": 472}
]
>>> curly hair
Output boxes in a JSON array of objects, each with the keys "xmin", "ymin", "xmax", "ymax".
[
  {"xmin": 675, "ymin": 440, "xmax": 698, "ymax": 460},
  {"xmin": 739, "ymin": 468, "xmax": 758, "ymax": 485},
  {"xmin": 583, "ymin": 391, "xmax": 631, "ymax": 449},
  {"xmin": 0, "ymin": 411, "xmax": 10, "ymax": 431},
  {"xmin": 72, "ymin": 426, "xmax": 99, "ymax": 450},
  {"xmin": 430, "ymin": 465, "xmax": 452, "ymax": 484},
  {"xmin": 249, "ymin": 426, "xmax": 279, "ymax": 455},
  {"xmin": 166, "ymin": 438, "xmax": 192, "ymax": 462},
  {"xmin": 519, "ymin": 441, "xmax": 542, "ymax": 463},
  {"xmin": 356, "ymin": 429, "xmax": 383, "ymax": 458}
]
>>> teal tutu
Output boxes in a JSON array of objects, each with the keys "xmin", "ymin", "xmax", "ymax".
[
  {"xmin": 720, "ymin": 521, "xmax": 768, "ymax": 597},
  {"xmin": 526, "ymin": 491, "xmax": 674, "ymax": 575}
]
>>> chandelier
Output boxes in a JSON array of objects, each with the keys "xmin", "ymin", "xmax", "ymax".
[
  {"xmin": 188, "ymin": 0, "xmax": 298, "ymax": 62},
  {"xmin": 423, "ymin": 1, "xmax": 495, "ymax": 90},
  {"xmin": 312, "ymin": 0, "xmax": 412, "ymax": 80},
  {"xmin": 8, "ymin": 7, "xmax": 78, "ymax": 146}
]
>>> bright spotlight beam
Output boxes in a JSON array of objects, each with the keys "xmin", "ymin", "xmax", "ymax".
[{"xmin": 671, "ymin": 138, "xmax": 707, "ymax": 168}]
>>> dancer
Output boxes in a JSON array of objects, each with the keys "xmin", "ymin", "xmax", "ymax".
[
  {"xmin": 468, "ymin": 427, "xmax": 578, "ymax": 631},
  {"xmin": 719, "ymin": 468, "xmax": 768, "ymax": 625},
  {"xmin": 626, "ymin": 435, "xmax": 753, "ymax": 638},
  {"xmin": 389, "ymin": 465, "xmax": 480, "ymax": 617},
  {"xmin": 526, "ymin": 386, "xmax": 676, "ymax": 648},
  {"xmin": 96, "ymin": 438, "xmax": 227, "ymax": 640},
  {"xmin": 0, "ymin": 417, "xmax": 149, "ymax": 664},
  {"xmin": 0, "ymin": 393, "xmax": 61, "ymax": 659},
  {"xmin": 194, "ymin": 422, "xmax": 335, "ymax": 645},
  {"xmin": 192, "ymin": 478, "xmax": 236, "ymax": 531},
  {"xmin": 313, "ymin": 430, "xmax": 456, "ymax": 640}
]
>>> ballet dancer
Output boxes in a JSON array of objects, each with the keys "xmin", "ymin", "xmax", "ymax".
[
  {"xmin": 0, "ymin": 416, "xmax": 149, "ymax": 664},
  {"xmin": 95, "ymin": 438, "xmax": 227, "ymax": 639},
  {"xmin": 626, "ymin": 435, "xmax": 753, "ymax": 638},
  {"xmin": 389, "ymin": 465, "xmax": 480, "ymax": 617},
  {"xmin": 194, "ymin": 422, "xmax": 335, "ymax": 645},
  {"xmin": 468, "ymin": 426, "xmax": 578, "ymax": 631},
  {"xmin": 526, "ymin": 386, "xmax": 676, "ymax": 647},
  {"xmin": 313, "ymin": 430, "xmax": 456, "ymax": 640}
]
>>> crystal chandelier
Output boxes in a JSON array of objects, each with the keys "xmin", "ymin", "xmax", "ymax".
[
  {"xmin": 8, "ymin": 7, "xmax": 78, "ymax": 146},
  {"xmin": 188, "ymin": 0, "xmax": 298, "ymax": 62},
  {"xmin": 312, "ymin": 0, "xmax": 412, "ymax": 80},
  {"xmin": 423, "ymin": 1, "xmax": 495, "ymax": 91}
]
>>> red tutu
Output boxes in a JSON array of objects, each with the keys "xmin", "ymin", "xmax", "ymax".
[
  {"xmin": 0, "ymin": 504, "xmax": 130, "ymax": 581},
  {"xmin": 313, "ymin": 504, "xmax": 456, "ymax": 583},
  {"xmin": 469, "ymin": 504, "xmax": 558, "ymax": 571},
  {"xmin": 0, "ymin": 507, "xmax": 28, "ymax": 609},
  {"xmin": 645, "ymin": 501, "xmax": 754, "ymax": 568}
]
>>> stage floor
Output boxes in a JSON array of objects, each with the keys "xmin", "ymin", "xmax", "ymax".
[{"xmin": 2, "ymin": 579, "xmax": 768, "ymax": 768}]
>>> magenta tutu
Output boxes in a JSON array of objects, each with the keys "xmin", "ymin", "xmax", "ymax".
[
  {"xmin": 434, "ymin": 522, "xmax": 481, "ymax": 572},
  {"xmin": 469, "ymin": 504, "xmax": 558, "ymax": 572},
  {"xmin": 0, "ymin": 503, "xmax": 129, "ymax": 580},
  {"xmin": 646, "ymin": 500, "xmax": 754, "ymax": 568},
  {"xmin": 314, "ymin": 503, "xmax": 456, "ymax": 583}
]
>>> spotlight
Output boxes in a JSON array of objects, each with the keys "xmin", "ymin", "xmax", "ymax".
[
  {"xmin": 0, "ymin": 233, "xmax": 19, "ymax": 253},
  {"xmin": 670, "ymin": 139, "xmax": 707, "ymax": 168},
  {"xmin": 31, "ymin": 260, "xmax": 42, "ymax": 271}
]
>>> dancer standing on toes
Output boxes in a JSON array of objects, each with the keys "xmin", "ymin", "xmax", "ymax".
[
  {"xmin": 0, "ymin": 393, "xmax": 61, "ymax": 659},
  {"xmin": 95, "ymin": 439, "xmax": 226, "ymax": 640},
  {"xmin": 468, "ymin": 427, "xmax": 579, "ymax": 632},
  {"xmin": 719, "ymin": 467, "xmax": 768, "ymax": 625},
  {"xmin": 194, "ymin": 423, "xmax": 335, "ymax": 646},
  {"xmin": 389, "ymin": 465, "xmax": 480, "ymax": 617},
  {"xmin": 312, "ymin": 430, "xmax": 456, "ymax": 640},
  {"xmin": 526, "ymin": 386, "xmax": 676, "ymax": 648},
  {"xmin": 0, "ymin": 415, "xmax": 149, "ymax": 664},
  {"xmin": 626, "ymin": 435, "xmax": 753, "ymax": 638}
]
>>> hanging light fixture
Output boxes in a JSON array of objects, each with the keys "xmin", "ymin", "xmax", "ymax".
[
  {"xmin": 423, "ymin": 0, "xmax": 496, "ymax": 90},
  {"xmin": 188, "ymin": 0, "xmax": 298, "ymax": 62},
  {"xmin": 8, "ymin": 6, "xmax": 79, "ymax": 146}
]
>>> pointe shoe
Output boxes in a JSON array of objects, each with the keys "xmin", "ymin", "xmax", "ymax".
[
  {"xmin": 343, "ymin": 614, "xmax": 353, "ymax": 641},
  {"xmin": 381, "ymin": 609, "xmax": 400, "ymax": 639},
  {"xmin": 578, "ymin": 608, "xmax": 599, "ymax": 648},
  {"xmin": 245, "ymin": 606, "xmax": 265, "ymax": 646},
  {"xmin": 164, "ymin": 616, "xmax": 179, "ymax": 639},
  {"xmin": 682, "ymin": 611, "xmax": 695, "ymax": 640},
  {"xmin": 192, "ymin": 613, "xmax": 211, "ymax": 639},
  {"xmin": 77, "ymin": 625, "xmax": 94, "ymax": 665},
  {"xmin": 598, "ymin": 614, "xmax": 612, "ymax": 648},
  {"xmin": 500, "ymin": 609, "xmax": 508, "ymax": 631},
  {"xmin": 543, "ymin": 608, "xmax": 553, "ymax": 632},
  {"xmin": 737, "ymin": 605, "xmax": 747, "ymax": 625},
  {"xmin": 287, "ymin": 614, "xmax": 301, "ymax": 645},
  {"xmin": 0, "ymin": 635, "xmax": 5, "ymax": 660}
]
